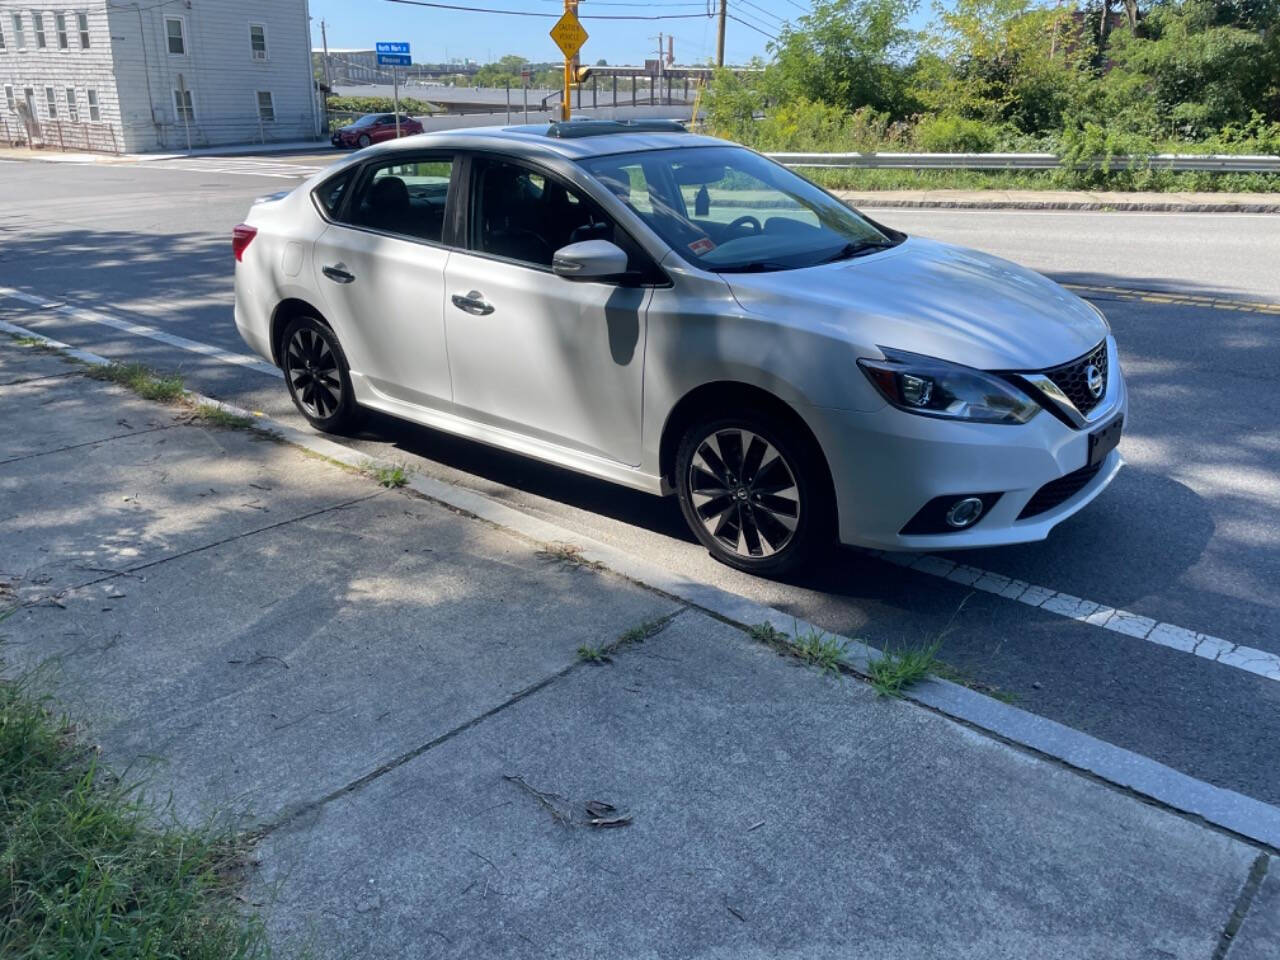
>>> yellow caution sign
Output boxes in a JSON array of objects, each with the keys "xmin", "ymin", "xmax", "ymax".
[{"xmin": 550, "ymin": 10, "xmax": 588, "ymax": 60}]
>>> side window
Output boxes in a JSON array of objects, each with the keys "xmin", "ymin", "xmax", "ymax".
[
  {"xmin": 344, "ymin": 156, "xmax": 454, "ymax": 243},
  {"xmin": 471, "ymin": 159, "xmax": 637, "ymax": 271},
  {"xmin": 314, "ymin": 170, "xmax": 352, "ymax": 218}
]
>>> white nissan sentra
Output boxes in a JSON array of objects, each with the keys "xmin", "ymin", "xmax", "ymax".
[{"xmin": 233, "ymin": 120, "xmax": 1126, "ymax": 576}]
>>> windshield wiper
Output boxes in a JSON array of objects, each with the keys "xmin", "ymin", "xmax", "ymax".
[
  {"xmin": 715, "ymin": 260, "xmax": 793, "ymax": 274},
  {"xmin": 819, "ymin": 239, "xmax": 898, "ymax": 265}
]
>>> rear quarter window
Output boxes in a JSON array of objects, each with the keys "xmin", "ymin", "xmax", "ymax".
[{"xmin": 314, "ymin": 170, "xmax": 352, "ymax": 219}]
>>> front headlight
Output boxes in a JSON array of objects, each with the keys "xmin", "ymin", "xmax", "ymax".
[{"xmin": 858, "ymin": 349, "xmax": 1040, "ymax": 425}]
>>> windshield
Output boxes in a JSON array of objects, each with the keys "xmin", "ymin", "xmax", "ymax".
[{"xmin": 580, "ymin": 145, "xmax": 901, "ymax": 273}]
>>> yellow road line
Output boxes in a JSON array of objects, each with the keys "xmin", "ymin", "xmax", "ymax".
[{"xmin": 1064, "ymin": 283, "xmax": 1280, "ymax": 314}]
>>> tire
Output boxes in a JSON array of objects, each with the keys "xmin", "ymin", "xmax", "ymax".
[
  {"xmin": 357, "ymin": 133, "xmax": 371, "ymax": 148},
  {"xmin": 280, "ymin": 315, "xmax": 364, "ymax": 434},
  {"xmin": 675, "ymin": 410, "xmax": 833, "ymax": 576}
]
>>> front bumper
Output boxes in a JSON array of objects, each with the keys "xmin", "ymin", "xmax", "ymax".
[{"xmin": 807, "ymin": 336, "xmax": 1128, "ymax": 551}]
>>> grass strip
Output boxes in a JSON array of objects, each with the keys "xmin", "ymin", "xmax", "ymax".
[{"xmin": 0, "ymin": 674, "xmax": 269, "ymax": 958}]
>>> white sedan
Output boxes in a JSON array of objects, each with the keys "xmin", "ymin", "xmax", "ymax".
[{"xmin": 233, "ymin": 120, "xmax": 1126, "ymax": 575}]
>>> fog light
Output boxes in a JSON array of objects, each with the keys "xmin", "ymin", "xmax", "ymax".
[{"xmin": 945, "ymin": 497, "xmax": 985, "ymax": 528}]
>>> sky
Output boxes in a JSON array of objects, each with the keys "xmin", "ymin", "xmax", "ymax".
[{"xmin": 307, "ymin": 0, "xmax": 790, "ymax": 67}]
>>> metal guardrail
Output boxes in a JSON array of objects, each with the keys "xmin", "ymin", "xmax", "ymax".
[{"xmin": 765, "ymin": 152, "xmax": 1280, "ymax": 173}]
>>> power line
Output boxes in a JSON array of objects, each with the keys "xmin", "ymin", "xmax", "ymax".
[
  {"xmin": 726, "ymin": 13, "xmax": 778, "ymax": 42},
  {"xmin": 737, "ymin": 0, "xmax": 787, "ymax": 27},
  {"xmin": 384, "ymin": 0, "xmax": 713, "ymax": 20},
  {"xmin": 780, "ymin": 0, "xmax": 810, "ymax": 12}
]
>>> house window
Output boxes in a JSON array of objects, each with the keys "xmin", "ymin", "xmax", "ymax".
[
  {"xmin": 44, "ymin": 85, "xmax": 57, "ymax": 118},
  {"xmin": 249, "ymin": 23, "xmax": 267, "ymax": 60},
  {"xmin": 256, "ymin": 90, "xmax": 274, "ymax": 122},
  {"xmin": 11, "ymin": 13, "xmax": 25, "ymax": 48},
  {"xmin": 77, "ymin": 12, "xmax": 89, "ymax": 48},
  {"xmin": 0, "ymin": 21, "xmax": 6, "ymax": 50},
  {"xmin": 86, "ymin": 88, "xmax": 99, "ymax": 121},
  {"xmin": 65, "ymin": 87, "xmax": 77, "ymax": 121},
  {"xmin": 4, "ymin": 87, "xmax": 14, "ymax": 112},
  {"xmin": 55, "ymin": 12, "xmax": 67, "ymax": 49},
  {"xmin": 165, "ymin": 17, "xmax": 185, "ymax": 55},
  {"xmin": 32, "ymin": 10, "xmax": 46, "ymax": 48},
  {"xmin": 173, "ymin": 87, "xmax": 194, "ymax": 122}
]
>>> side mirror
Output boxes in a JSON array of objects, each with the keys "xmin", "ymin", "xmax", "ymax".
[{"xmin": 552, "ymin": 239, "xmax": 629, "ymax": 281}]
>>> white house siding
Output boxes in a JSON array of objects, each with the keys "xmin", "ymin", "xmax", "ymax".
[
  {"xmin": 0, "ymin": 0, "xmax": 316, "ymax": 153},
  {"xmin": 107, "ymin": 0, "xmax": 318, "ymax": 152},
  {"xmin": 0, "ymin": 2, "xmax": 123, "ymax": 151}
]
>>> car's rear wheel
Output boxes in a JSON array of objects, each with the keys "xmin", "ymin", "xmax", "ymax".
[
  {"xmin": 281, "ymin": 316, "xmax": 363, "ymax": 434},
  {"xmin": 675, "ymin": 411, "xmax": 831, "ymax": 576},
  {"xmin": 357, "ymin": 133, "xmax": 371, "ymax": 148}
]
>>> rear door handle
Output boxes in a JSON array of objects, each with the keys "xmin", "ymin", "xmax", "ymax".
[
  {"xmin": 451, "ymin": 291, "xmax": 494, "ymax": 316},
  {"xmin": 322, "ymin": 264, "xmax": 355, "ymax": 284}
]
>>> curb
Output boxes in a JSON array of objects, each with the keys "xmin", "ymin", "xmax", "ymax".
[{"xmin": 3, "ymin": 319, "xmax": 1279, "ymax": 853}]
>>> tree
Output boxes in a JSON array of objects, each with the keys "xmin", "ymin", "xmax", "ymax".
[
  {"xmin": 912, "ymin": 0, "xmax": 1086, "ymax": 133},
  {"xmin": 764, "ymin": 0, "xmax": 921, "ymax": 118}
]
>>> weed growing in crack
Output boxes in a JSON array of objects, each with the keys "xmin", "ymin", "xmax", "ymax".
[
  {"xmin": 867, "ymin": 640, "xmax": 942, "ymax": 697},
  {"xmin": 87, "ymin": 362, "xmax": 185, "ymax": 403}
]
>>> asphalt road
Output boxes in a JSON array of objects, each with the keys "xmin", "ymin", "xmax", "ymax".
[{"xmin": 2, "ymin": 154, "xmax": 1278, "ymax": 811}]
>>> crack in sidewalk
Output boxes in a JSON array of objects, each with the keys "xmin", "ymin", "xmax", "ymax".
[
  {"xmin": 250, "ymin": 608, "xmax": 692, "ymax": 842},
  {"xmin": 25, "ymin": 491, "xmax": 386, "ymax": 605},
  {"xmin": 1, "ymin": 423, "xmax": 181, "ymax": 465},
  {"xmin": 1212, "ymin": 853, "xmax": 1271, "ymax": 960}
]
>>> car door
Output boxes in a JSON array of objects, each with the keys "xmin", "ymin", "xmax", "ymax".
[
  {"xmin": 311, "ymin": 153, "xmax": 457, "ymax": 412},
  {"xmin": 371, "ymin": 115, "xmax": 397, "ymax": 143},
  {"xmin": 442, "ymin": 155, "xmax": 653, "ymax": 466}
]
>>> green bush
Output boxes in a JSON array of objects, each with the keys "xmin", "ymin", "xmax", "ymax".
[
  {"xmin": 326, "ymin": 95, "xmax": 441, "ymax": 116},
  {"xmin": 912, "ymin": 114, "xmax": 999, "ymax": 153}
]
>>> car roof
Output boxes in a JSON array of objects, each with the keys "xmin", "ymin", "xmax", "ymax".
[{"xmin": 360, "ymin": 122, "xmax": 732, "ymax": 163}]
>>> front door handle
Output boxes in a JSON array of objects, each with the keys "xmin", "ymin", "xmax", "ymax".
[
  {"xmin": 322, "ymin": 264, "xmax": 355, "ymax": 284},
  {"xmin": 451, "ymin": 291, "xmax": 494, "ymax": 316}
]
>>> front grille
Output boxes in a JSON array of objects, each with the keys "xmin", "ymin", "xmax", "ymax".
[
  {"xmin": 1018, "ymin": 463, "xmax": 1103, "ymax": 520},
  {"xmin": 1044, "ymin": 340, "xmax": 1108, "ymax": 416}
]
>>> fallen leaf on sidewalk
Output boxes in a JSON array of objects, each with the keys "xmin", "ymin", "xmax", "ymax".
[{"xmin": 585, "ymin": 800, "xmax": 616, "ymax": 817}]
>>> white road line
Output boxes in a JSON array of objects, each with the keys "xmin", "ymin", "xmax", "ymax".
[
  {"xmin": 0, "ymin": 287, "xmax": 282, "ymax": 379},
  {"xmin": 870, "ymin": 550, "xmax": 1280, "ymax": 681},
  {"xmin": 3, "ymin": 285, "xmax": 1277, "ymax": 684}
]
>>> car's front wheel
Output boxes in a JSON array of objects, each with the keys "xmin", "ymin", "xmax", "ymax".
[
  {"xmin": 281, "ymin": 316, "xmax": 363, "ymax": 434},
  {"xmin": 675, "ymin": 411, "xmax": 831, "ymax": 576},
  {"xmin": 357, "ymin": 133, "xmax": 371, "ymax": 148}
]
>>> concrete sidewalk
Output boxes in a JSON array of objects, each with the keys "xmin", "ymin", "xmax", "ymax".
[{"xmin": 1, "ymin": 339, "xmax": 1275, "ymax": 959}]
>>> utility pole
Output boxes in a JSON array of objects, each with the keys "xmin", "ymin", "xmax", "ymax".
[
  {"xmin": 320, "ymin": 19, "xmax": 332, "ymax": 91},
  {"xmin": 716, "ymin": 0, "xmax": 726, "ymax": 68}
]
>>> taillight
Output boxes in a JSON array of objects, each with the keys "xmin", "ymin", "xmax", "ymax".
[{"xmin": 232, "ymin": 224, "xmax": 258, "ymax": 262}]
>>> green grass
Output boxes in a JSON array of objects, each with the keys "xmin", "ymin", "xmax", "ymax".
[
  {"xmin": 805, "ymin": 166, "xmax": 1280, "ymax": 194},
  {"xmin": 792, "ymin": 628, "xmax": 847, "ymax": 676},
  {"xmin": 10, "ymin": 336, "xmax": 44, "ymax": 348},
  {"xmin": 576, "ymin": 644, "xmax": 610, "ymax": 664},
  {"xmin": 365, "ymin": 463, "xmax": 408, "ymax": 489},
  {"xmin": 748, "ymin": 622, "xmax": 847, "ymax": 676},
  {"xmin": 192, "ymin": 403, "xmax": 254, "ymax": 430},
  {"xmin": 866, "ymin": 640, "xmax": 942, "ymax": 698},
  {"xmin": 0, "ymin": 678, "xmax": 269, "ymax": 958},
  {"xmin": 747, "ymin": 622, "xmax": 788, "ymax": 645},
  {"xmin": 87, "ymin": 362, "xmax": 185, "ymax": 403}
]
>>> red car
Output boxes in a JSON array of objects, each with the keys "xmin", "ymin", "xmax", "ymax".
[{"xmin": 331, "ymin": 113, "xmax": 424, "ymax": 149}]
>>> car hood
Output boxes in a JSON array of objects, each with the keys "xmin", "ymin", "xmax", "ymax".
[{"xmin": 721, "ymin": 236, "xmax": 1105, "ymax": 371}]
